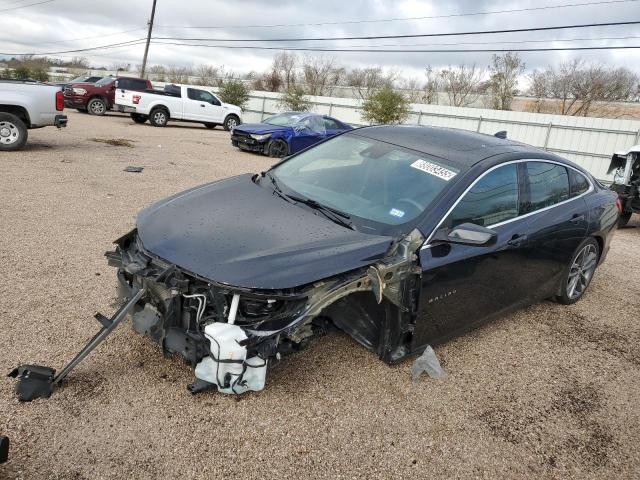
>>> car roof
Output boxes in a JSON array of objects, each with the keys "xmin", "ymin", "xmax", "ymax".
[{"xmin": 351, "ymin": 125, "xmax": 550, "ymax": 168}]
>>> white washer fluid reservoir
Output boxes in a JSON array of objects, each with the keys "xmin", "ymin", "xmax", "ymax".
[{"xmin": 194, "ymin": 322, "xmax": 267, "ymax": 394}]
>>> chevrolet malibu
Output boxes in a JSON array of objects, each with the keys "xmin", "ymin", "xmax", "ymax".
[{"xmin": 11, "ymin": 125, "xmax": 620, "ymax": 399}]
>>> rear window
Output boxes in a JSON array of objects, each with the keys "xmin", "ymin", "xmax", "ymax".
[
  {"xmin": 524, "ymin": 162, "xmax": 570, "ymax": 212},
  {"xmin": 569, "ymin": 169, "xmax": 591, "ymax": 197},
  {"xmin": 323, "ymin": 117, "xmax": 341, "ymax": 130},
  {"xmin": 118, "ymin": 78, "xmax": 148, "ymax": 91}
]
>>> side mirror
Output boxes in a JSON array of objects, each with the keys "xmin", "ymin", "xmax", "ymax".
[{"xmin": 432, "ymin": 222, "xmax": 497, "ymax": 247}]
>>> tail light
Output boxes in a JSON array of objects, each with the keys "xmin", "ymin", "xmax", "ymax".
[
  {"xmin": 55, "ymin": 90, "xmax": 64, "ymax": 111},
  {"xmin": 615, "ymin": 198, "xmax": 624, "ymax": 214},
  {"xmin": 132, "ymin": 95, "xmax": 141, "ymax": 105}
]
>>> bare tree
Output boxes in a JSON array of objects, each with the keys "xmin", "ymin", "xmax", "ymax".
[
  {"xmin": 487, "ymin": 52, "xmax": 525, "ymax": 110},
  {"xmin": 398, "ymin": 77, "xmax": 424, "ymax": 103},
  {"xmin": 167, "ymin": 65, "xmax": 193, "ymax": 84},
  {"xmin": 302, "ymin": 56, "xmax": 342, "ymax": 96},
  {"xmin": 69, "ymin": 56, "xmax": 89, "ymax": 69},
  {"xmin": 423, "ymin": 66, "xmax": 440, "ymax": 105},
  {"xmin": 110, "ymin": 62, "xmax": 131, "ymax": 73},
  {"xmin": 345, "ymin": 67, "xmax": 396, "ymax": 100},
  {"xmin": 195, "ymin": 65, "xmax": 219, "ymax": 86},
  {"xmin": 439, "ymin": 64, "xmax": 486, "ymax": 107},
  {"xmin": 528, "ymin": 60, "xmax": 638, "ymax": 116},
  {"xmin": 148, "ymin": 65, "xmax": 166, "ymax": 82},
  {"xmin": 273, "ymin": 51, "xmax": 298, "ymax": 90}
]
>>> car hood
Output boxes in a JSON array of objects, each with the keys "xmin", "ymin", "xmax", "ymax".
[
  {"xmin": 233, "ymin": 123, "xmax": 291, "ymax": 135},
  {"xmin": 136, "ymin": 174, "xmax": 394, "ymax": 290}
]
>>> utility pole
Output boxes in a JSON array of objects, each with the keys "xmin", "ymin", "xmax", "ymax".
[{"xmin": 140, "ymin": 0, "xmax": 157, "ymax": 78}]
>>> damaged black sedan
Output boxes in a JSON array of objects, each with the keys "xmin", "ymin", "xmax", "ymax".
[{"xmin": 12, "ymin": 126, "xmax": 619, "ymax": 399}]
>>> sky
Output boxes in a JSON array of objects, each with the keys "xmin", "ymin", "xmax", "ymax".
[{"xmin": 1, "ymin": 0, "xmax": 640, "ymax": 79}]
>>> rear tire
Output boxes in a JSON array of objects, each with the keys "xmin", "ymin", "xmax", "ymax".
[
  {"xmin": 131, "ymin": 113, "xmax": 148, "ymax": 124},
  {"xmin": 204, "ymin": 123, "xmax": 216, "ymax": 129},
  {"xmin": 618, "ymin": 212, "xmax": 632, "ymax": 228},
  {"xmin": 223, "ymin": 114, "xmax": 240, "ymax": 131},
  {"xmin": 149, "ymin": 108, "xmax": 169, "ymax": 127},
  {"xmin": 76, "ymin": 108, "xmax": 87, "ymax": 113},
  {"xmin": 87, "ymin": 98, "xmax": 107, "ymax": 116},
  {"xmin": 0, "ymin": 113, "xmax": 28, "ymax": 151},
  {"xmin": 555, "ymin": 237, "xmax": 599, "ymax": 305}
]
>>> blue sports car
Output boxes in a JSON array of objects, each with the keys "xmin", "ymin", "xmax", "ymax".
[{"xmin": 231, "ymin": 111, "xmax": 352, "ymax": 157}]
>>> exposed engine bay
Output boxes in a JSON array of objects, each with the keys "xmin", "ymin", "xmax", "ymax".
[{"xmin": 106, "ymin": 228, "xmax": 424, "ymax": 395}]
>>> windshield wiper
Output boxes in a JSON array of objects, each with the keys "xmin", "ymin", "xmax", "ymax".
[
  {"xmin": 286, "ymin": 194, "xmax": 355, "ymax": 230},
  {"xmin": 262, "ymin": 172, "xmax": 354, "ymax": 230},
  {"xmin": 263, "ymin": 171, "xmax": 294, "ymax": 204}
]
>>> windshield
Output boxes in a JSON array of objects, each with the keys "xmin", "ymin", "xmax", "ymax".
[
  {"xmin": 263, "ymin": 113, "xmax": 308, "ymax": 126},
  {"xmin": 271, "ymin": 134, "xmax": 460, "ymax": 231},
  {"xmin": 95, "ymin": 77, "xmax": 114, "ymax": 86}
]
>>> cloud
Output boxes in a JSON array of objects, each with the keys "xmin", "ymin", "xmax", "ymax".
[{"xmin": 1, "ymin": 0, "xmax": 639, "ymax": 78}]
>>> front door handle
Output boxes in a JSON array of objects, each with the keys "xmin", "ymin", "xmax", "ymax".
[
  {"xmin": 200, "ymin": 104, "xmax": 206, "ymax": 107},
  {"xmin": 570, "ymin": 214, "xmax": 585, "ymax": 224},
  {"xmin": 507, "ymin": 234, "xmax": 528, "ymax": 247}
]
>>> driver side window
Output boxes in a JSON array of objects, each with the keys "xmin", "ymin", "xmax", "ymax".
[
  {"xmin": 187, "ymin": 88, "xmax": 217, "ymax": 104},
  {"xmin": 446, "ymin": 164, "xmax": 520, "ymax": 228}
]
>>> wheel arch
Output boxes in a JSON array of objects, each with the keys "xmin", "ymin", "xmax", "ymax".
[
  {"xmin": 0, "ymin": 104, "xmax": 30, "ymax": 127},
  {"xmin": 591, "ymin": 234, "xmax": 605, "ymax": 263},
  {"xmin": 150, "ymin": 103, "xmax": 171, "ymax": 118}
]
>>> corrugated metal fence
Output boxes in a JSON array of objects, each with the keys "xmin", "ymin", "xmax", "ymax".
[{"xmin": 239, "ymin": 91, "xmax": 640, "ymax": 181}]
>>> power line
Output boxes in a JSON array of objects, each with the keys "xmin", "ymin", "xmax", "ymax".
[
  {"xmin": 343, "ymin": 34, "xmax": 640, "ymax": 48},
  {"xmin": 197, "ymin": 34, "xmax": 640, "ymax": 50},
  {"xmin": 153, "ymin": 20, "xmax": 640, "ymax": 43},
  {"xmin": 152, "ymin": 40, "xmax": 640, "ymax": 53},
  {"xmin": 3, "ymin": 0, "xmax": 55, "ymax": 11},
  {"xmin": 36, "ymin": 28, "xmax": 146, "ymax": 46},
  {"xmin": 0, "ymin": 38, "xmax": 147, "ymax": 56},
  {"xmin": 155, "ymin": 0, "xmax": 639, "ymax": 30}
]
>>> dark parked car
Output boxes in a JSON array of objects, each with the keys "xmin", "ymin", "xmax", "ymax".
[
  {"xmin": 231, "ymin": 111, "xmax": 352, "ymax": 157},
  {"xmin": 608, "ymin": 145, "xmax": 640, "ymax": 226},
  {"xmin": 64, "ymin": 76, "xmax": 151, "ymax": 115},
  {"xmin": 10, "ymin": 126, "xmax": 620, "ymax": 400}
]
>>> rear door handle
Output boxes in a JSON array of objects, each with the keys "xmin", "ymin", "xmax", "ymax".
[
  {"xmin": 200, "ymin": 104, "xmax": 206, "ymax": 107},
  {"xmin": 507, "ymin": 234, "xmax": 528, "ymax": 247},
  {"xmin": 570, "ymin": 214, "xmax": 585, "ymax": 224}
]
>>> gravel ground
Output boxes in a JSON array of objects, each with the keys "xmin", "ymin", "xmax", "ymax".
[{"xmin": 1, "ymin": 111, "xmax": 639, "ymax": 480}]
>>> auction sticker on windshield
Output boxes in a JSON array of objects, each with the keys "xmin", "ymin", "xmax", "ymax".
[{"xmin": 410, "ymin": 159, "xmax": 457, "ymax": 181}]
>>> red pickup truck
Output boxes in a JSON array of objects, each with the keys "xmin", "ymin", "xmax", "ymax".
[{"xmin": 64, "ymin": 76, "xmax": 152, "ymax": 115}]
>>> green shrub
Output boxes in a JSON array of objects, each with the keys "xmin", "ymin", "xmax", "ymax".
[
  {"xmin": 218, "ymin": 79, "xmax": 249, "ymax": 109},
  {"xmin": 361, "ymin": 85, "xmax": 410, "ymax": 124},
  {"xmin": 278, "ymin": 85, "xmax": 310, "ymax": 112}
]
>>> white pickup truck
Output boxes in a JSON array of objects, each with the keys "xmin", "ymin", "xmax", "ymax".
[
  {"xmin": 115, "ymin": 84, "xmax": 243, "ymax": 130},
  {"xmin": 0, "ymin": 80, "xmax": 68, "ymax": 151}
]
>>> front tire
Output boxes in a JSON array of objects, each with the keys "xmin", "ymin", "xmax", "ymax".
[
  {"xmin": 555, "ymin": 238, "xmax": 599, "ymax": 305},
  {"xmin": 149, "ymin": 108, "xmax": 169, "ymax": 127},
  {"xmin": 223, "ymin": 114, "xmax": 240, "ymax": 131},
  {"xmin": 131, "ymin": 113, "xmax": 148, "ymax": 124},
  {"xmin": 267, "ymin": 139, "xmax": 289, "ymax": 158},
  {"xmin": 0, "ymin": 113, "xmax": 28, "ymax": 151},
  {"xmin": 87, "ymin": 98, "xmax": 107, "ymax": 116},
  {"xmin": 204, "ymin": 123, "xmax": 216, "ymax": 129}
]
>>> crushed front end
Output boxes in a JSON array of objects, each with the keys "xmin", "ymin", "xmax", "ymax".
[{"xmin": 106, "ymin": 228, "xmax": 424, "ymax": 395}]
